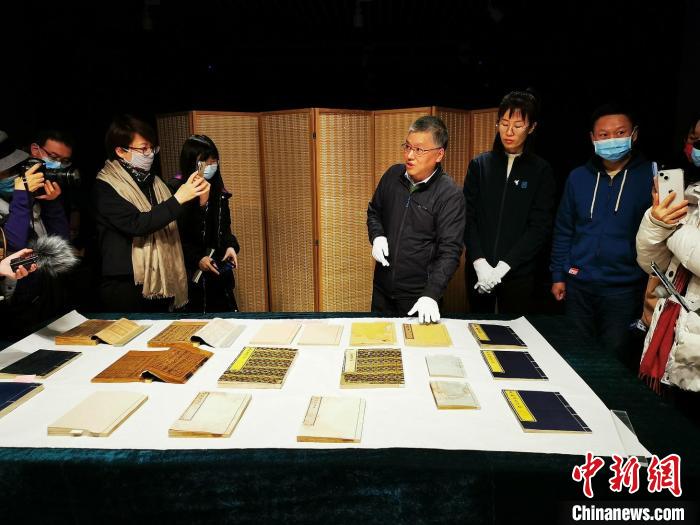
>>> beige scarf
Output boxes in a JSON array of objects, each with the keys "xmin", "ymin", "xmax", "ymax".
[{"xmin": 97, "ymin": 160, "xmax": 188, "ymax": 308}]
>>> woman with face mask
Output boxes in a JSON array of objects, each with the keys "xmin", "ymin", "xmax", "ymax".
[
  {"xmin": 167, "ymin": 135, "xmax": 240, "ymax": 313},
  {"xmin": 93, "ymin": 115, "xmax": 210, "ymax": 312}
]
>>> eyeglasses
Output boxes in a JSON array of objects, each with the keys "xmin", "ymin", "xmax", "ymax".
[
  {"xmin": 401, "ymin": 142, "xmax": 442, "ymax": 157},
  {"xmin": 124, "ymin": 145, "xmax": 160, "ymax": 156},
  {"xmin": 38, "ymin": 145, "xmax": 72, "ymax": 165},
  {"xmin": 497, "ymin": 121, "xmax": 528, "ymax": 133}
]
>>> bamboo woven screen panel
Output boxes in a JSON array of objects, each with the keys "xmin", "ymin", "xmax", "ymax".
[
  {"xmin": 156, "ymin": 112, "xmax": 192, "ymax": 180},
  {"xmin": 470, "ymin": 109, "xmax": 499, "ymax": 159},
  {"xmin": 260, "ymin": 110, "xmax": 316, "ymax": 312},
  {"xmin": 192, "ymin": 112, "xmax": 269, "ymax": 312},
  {"xmin": 433, "ymin": 108, "xmax": 472, "ymax": 313},
  {"xmin": 373, "ymin": 108, "xmax": 431, "ymax": 186},
  {"xmin": 315, "ymin": 110, "xmax": 374, "ymax": 311}
]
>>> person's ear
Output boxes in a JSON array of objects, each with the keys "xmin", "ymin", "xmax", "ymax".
[
  {"xmin": 436, "ymin": 148, "xmax": 445, "ymax": 163},
  {"xmin": 528, "ymin": 122, "xmax": 538, "ymax": 135},
  {"xmin": 30, "ymin": 143, "xmax": 41, "ymax": 157},
  {"xmin": 115, "ymin": 147, "xmax": 129, "ymax": 161},
  {"xmin": 631, "ymin": 127, "xmax": 639, "ymax": 143}
]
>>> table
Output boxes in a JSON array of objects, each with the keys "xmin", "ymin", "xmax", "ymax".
[{"xmin": 0, "ymin": 312, "xmax": 697, "ymax": 524}]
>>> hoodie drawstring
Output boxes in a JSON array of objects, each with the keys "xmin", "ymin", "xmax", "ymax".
[
  {"xmin": 614, "ymin": 169, "xmax": 628, "ymax": 213},
  {"xmin": 590, "ymin": 172, "xmax": 600, "ymax": 219}
]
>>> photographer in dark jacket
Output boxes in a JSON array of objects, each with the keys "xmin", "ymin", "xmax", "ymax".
[
  {"xmin": 367, "ymin": 116, "xmax": 465, "ymax": 323},
  {"xmin": 168, "ymin": 135, "xmax": 240, "ymax": 313},
  {"xmin": 463, "ymin": 90, "xmax": 556, "ymax": 315}
]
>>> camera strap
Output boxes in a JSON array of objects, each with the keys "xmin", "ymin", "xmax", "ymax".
[{"xmin": 20, "ymin": 174, "xmax": 36, "ymax": 231}]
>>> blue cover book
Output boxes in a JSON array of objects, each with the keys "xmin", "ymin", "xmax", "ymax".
[
  {"xmin": 503, "ymin": 389, "xmax": 591, "ymax": 433},
  {"xmin": 0, "ymin": 382, "xmax": 44, "ymax": 419},
  {"xmin": 482, "ymin": 350, "xmax": 548, "ymax": 380}
]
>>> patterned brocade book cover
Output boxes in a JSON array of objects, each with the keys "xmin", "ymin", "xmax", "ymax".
[
  {"xmin": 340, "ymin": 348, "xmax": 404, "ymax": 388},
  {"xmin": 218, "ymin": 347, "xmax": 297, "ymax": 389}
]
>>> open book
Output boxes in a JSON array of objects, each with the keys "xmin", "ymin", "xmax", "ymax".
[{"xmin": 55, "ymin": 318, "xmax": 149, "ymax": 346}]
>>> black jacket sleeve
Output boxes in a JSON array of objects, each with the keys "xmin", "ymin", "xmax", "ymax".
[
  {"xmin": 422, "ymin": 188, "xmax": 466, "ymax": 300},
  {"xmin": 94, "ymin": 179, "xmax": 182, "ymax": 238},
  {"xmin": 463, "ymin": 158, "xmax": 485, "ymax": 262},
  {"xmin": 502, "ymin": 162, "xmax": 556, "ymax": 271},
  {"xmin": 367, "ymin": 168, "xmax": 389, "ymax": 244},
  {"xmin": 219, "ymin": 197, "xmax": 240, "ymax": 253}
]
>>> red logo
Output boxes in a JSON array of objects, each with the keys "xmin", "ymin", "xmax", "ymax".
[{"xmin": 568, "ymin": 267, "xmax": 579, "ymax": 276}]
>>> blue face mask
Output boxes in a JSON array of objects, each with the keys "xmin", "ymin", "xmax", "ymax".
[
  {"xmin": 42, "ymin": 157, "xmax": 62, "ymax": 169},
  {"xmin": 594, "ymin": 136, "xmax": 633, "ymax": 161},
  {"xmin": 0, "ymin": 175, "xmax": 17, "ymax": 195},
  {"xmin": 691, "ymin": 147, "xmax": 700, "ymax": 168},
  {"xmin": 203, "ymin": 163, "xmax": 218, "ymax": 180}
]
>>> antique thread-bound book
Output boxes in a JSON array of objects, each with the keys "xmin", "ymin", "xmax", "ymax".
[
  {"xmin": 481, "ymin": 350, "xmax": 548, "ymax": 380},
  {"xmin": 92, "ymin": 344, "xmax": 213, "ymax": 384},
  {"xmin": 147, "ymin": 321, "xmax": 209, "ymax": 347},
  {"xmin": 249, "ymin": 322, "xmax": 302, "ymax": 345},
  {"xmin": 55, "ymin": 318, "xmax": 149, "ymax": 346},
  {"xmin": 502, "ymin": 389, "xmax": 591, "ymax": 433},
  {"xmin": 340, "ymin": 348, "xmax": 404, "ymax": 388},
  {"xmin": 48, "ymin": 391, "xmax": 147, "ymax": 437},
  {"xmin": 296, "ymin": 324, "xmax": 343, "ymax": 346},
  {"xmin": 429, "ymin": 380, "xmax": 480, "ymax": 409},
  {"xmin": 0, "ymin": 383, "xmax": 44, "ymax": 419},
  {"xmin": 0, "ymin": 349, "xmax": 81, "ymax": 379},
  {"xmin": 297, "ymin": 396, "xmax": 366, "ymax": 443},
  {"xmin": 169, "ymin": 392, "xmax": 251, "ymax": 437},
  {"xmin": 218, "ymin": 346, "xmax": 298, "ymax": 389},
  {"xmin": 425, "ymin": 354, "xmax": 465, "ymax": 378},
  {"xmin": 402, "ymin": 323, "xmax": 453, "ymax": 347},
  {"xmin": 189, "ymin": 318, "xmax": 245, "ymax": 348},
  {"xmin": 468, "ymin": 322, "xmax": 527, "ymax": 350},
  {"xmin": 349, "ymin": 322, "xmax": 397, "ymax": 346}
]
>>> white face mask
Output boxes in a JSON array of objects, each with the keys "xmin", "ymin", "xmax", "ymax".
[
  {"xmin": 203, "ymin": 162, "xmax": 218, "ymax": 180},
  {"xmin": 127, "ymin": 150, "xmax": 155, "ymax": 172}
]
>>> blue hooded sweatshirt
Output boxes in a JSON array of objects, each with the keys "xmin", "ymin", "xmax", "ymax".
[{"xmin": 550, "ymin": 151, "xmax": 653, "ymax": 294}]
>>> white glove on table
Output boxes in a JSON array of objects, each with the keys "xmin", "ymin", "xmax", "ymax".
[
  {"xmin": 372, "ymin": 236, "xmax": 390, "ymax": 267},
  {"xmin": 408, "ymin": 296, "xmax": 441, "ymax": 324},
  {"xmin": 485, "ymin": 260, "xmax": 511, "ymax": 290},
  {"xmin": 473, "ymin": 258, "xmax": 495, "ymax": 293}
]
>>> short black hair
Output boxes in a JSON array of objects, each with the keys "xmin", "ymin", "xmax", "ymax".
[
  {"xmin": 408, "ymin": 116, "xmax": 449, "ymax": 150},
  {"xmin": 497, "ymin": 89, "xmax": 540, "ymax": 126},
  {"xmin": 590, "ymin": 103, "xmax": 636, "ymax": 131},
  {"xmin": 179, "ymin": 134, "xmax": 220, "ymax": 178},
  {"xmin": 35, "ymin": 129, "xmax": 75, "ymax": 149},
  {"xmin": 105, "ymin": 115, "xmax": 158, "ymax": 160}
]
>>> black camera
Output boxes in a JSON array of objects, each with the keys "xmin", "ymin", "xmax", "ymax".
[{"xmin": 22, "ymin": 157, "xmax": 81, "ymax": 196}]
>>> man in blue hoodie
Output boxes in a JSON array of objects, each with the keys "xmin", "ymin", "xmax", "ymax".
[{"xmin": 550, "ymin": 104, "xmax": 653, "ymax": 359}]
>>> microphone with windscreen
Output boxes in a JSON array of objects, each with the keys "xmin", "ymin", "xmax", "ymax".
[{"xmin": 9, "ymin": 235, "xmax": 78, "ymax": 276}]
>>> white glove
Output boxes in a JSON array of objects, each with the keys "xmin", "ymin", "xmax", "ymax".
[
  {"xmin": 372, "ymin": 236, "xmax": 390, "ymax": 267},
  {"xmin": 485, "ymin": 260, "xmax": 511, "ymax": 290},
  {"xmin": 408, "ymin": 296, "xmax": 441, "ymax": 324},
  {"xmin": 473, "ymin": 258, "xmax": 495, "ymax": 293}
]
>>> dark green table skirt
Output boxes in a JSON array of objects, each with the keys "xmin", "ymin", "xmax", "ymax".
[{"xmin": 0, "ymin": 313, "xmax": 697, "ymax": 524}]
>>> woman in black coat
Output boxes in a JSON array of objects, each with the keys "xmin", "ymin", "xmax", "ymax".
[{"xmin": 168, "ymin": 135, "xmax": 240, "ymax": 312}]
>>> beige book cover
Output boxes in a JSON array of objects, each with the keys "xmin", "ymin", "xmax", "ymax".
[
  {"xmin": 297, "ymin": 396, "xmax": 366, "ymax": 443},
  {"xmin": 340, "ymin": 348, "xmax": 404, "ymax": 388},
  {"xmin": 297, "ymin": 324, "xmax": 343, "ymax": 346},
  {"xmin": 190, "ymin": 318, "xmax": 245, "ymax": 348},
  {"xmin": 249, "ymin": 322, "xmax": 301, "ymax": 345},
  {"xmin": 169, "ymin": 391, "xmax": 251, "ymax": 437},
  {"xmin": 55, "ymin": 320, "xmax": 115, "ymax": 345},
  {"xmin": 425, "ymin": 355, "xmax": 465, "ymax": 378},
  {"xmin": 403, "ymin": 323, "xmax": 452, "ymax": 347},
  {"xmin": 94, "ymin": 318, "xmax": 150, "ymax": 346},
  {"xmin": 147, "ymin": 321, "xmax": 208, "ymax": 347},
  {"xmin": 429, "ymin": 380, "xmax": 480, "ymax": 409},
  {"xmin": 48, "ymin": 391, "xmax": 147, "ymax": 437},
  {"xmin": 92, "ymin": 344, "xmax": 213, "ymax": 384},
  {"xmin": 349, "ymin": 322, "xmax": 397, "ymax": 346},
  {"xmin": 218, "ymin": 346, "xmax": 298, "ymax": 389}
]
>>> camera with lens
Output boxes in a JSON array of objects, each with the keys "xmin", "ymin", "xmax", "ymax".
[{"xmin": 22, "ymin": 157, "xmax": 81, "ymax": 196}]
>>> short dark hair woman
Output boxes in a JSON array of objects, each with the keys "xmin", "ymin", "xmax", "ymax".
[
  {"xmin": 94, "ymin": 115, "xmax": 209, "ymax": 311},
  {"xmin": 168, "ymin": 134, "xmax": 240, "ymax": 312},
  {"xmin": 463, "ymin": 90, "xmax": 556, "ymax": 314}
]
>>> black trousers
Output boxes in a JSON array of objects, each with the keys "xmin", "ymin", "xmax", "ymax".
[
  {"xmin": 371, "ymin": 285, "xmax": 419, "ymax": 316},
  {"xmin": 99, "ymin": 276, "xmax": 172, "ymax": 313},
  {"xmin": 467, "ymin": 267, "xmax": 534, "ymax": 315}
]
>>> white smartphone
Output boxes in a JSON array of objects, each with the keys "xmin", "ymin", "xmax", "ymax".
[{"xmin": 657, "ymin": 169, "xmax": 685, "ymax": 205}]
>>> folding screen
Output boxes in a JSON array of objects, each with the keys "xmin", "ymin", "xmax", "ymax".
[
  {"xmin": 155, "ymin": 111, "xmax": 269, "ymax": 312},
  {"xmin": 314, "ymin": 109, "xmax": 374, "ymax": 311},
  {"xmin": 259, "ymin": 110, "xmax": 317, "ymax": 312}
]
